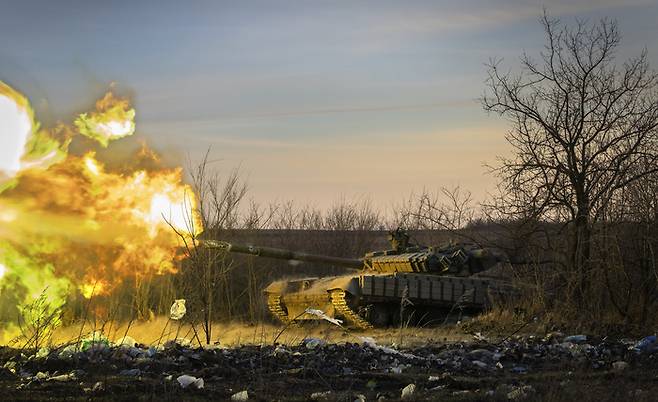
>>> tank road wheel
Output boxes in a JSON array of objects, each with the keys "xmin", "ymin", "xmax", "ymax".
[
  {"xmin": 267, "ymin": 294, "xmax": 289, "ymax": 324},
  {"xmin": 329, "ymin": 289, "xmax": 373, "ymax": 330},
  {"xmin": 365, "ymin": 304, "xmax": 393, "ymax": 327}
]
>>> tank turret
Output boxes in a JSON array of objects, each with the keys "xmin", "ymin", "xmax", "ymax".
[{"xmin": 201, "ymin": 229, "xmax": 498, "ymax": 277}]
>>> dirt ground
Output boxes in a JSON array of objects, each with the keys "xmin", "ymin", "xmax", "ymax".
[{"xmin": 1, "ymin": 322, "xmax": 657, "ymax": 401}]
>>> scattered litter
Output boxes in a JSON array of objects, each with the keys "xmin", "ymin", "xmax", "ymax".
[
  {"xmin": 202, "ymin": 342, "xmax": 223, "ymax": 350},
  {"xmin": 633, "ymin": 335, "xmax": 657, "ymax": 354},
  {"xmin": 115, "ymin": 335, "xmax": 137, "ymax": 348},
  {"xmin": 3, "ymin": 361, "xmax": 17, "ymax": 374},
  {"xmin": 35, "ymin": 348, "xmax": 49, "ymax": 359},
  {"xmin": 544, "ymin": 331, "xmax": 564, "ymax": 341},
  {"xmin": 359, "ymin": 337, "xmax": 421, "ymax": 360},
  {"xmin": 302, "ymin": 338, "xmax": 326, "ymax": 350},
  {"xmin": 170, "ymin": 299, "xmax": 187, "ymax": 320},
  {"xmin": 471, "ymin": 360, "xmax": 488, "ymax": 369},
  {"xmin": 353, "ymin": 394, "xmax": 366, "ymax": 402},
  {"xmin": 507, "ymin": 385, "xmax": 535, "ymax": 400},
  {"xmin": 177, "ymin": 374, "xmax": 204, "ymax": 389},
  {"xmin": 401, "ymin": 383, "xmax": 416, "ymax": 400},
  {"xmin": 164, "ymin": 338, "xmax": 192, "ymax": 349},
  {"xmin": 2, "ymin": 332, "xmax": 656, "ymax": 399},
  {"xmin": 468, "ymin": 349, "xmax": 494, "ymax": 361},
  {"xmin": 563, "ymin": 335, "xmax": 587, "ymax": 344},
  {"xmin": 35, "ymin": 371, "xmax": 49, "ymax": 380},
  {"xmin": 49, "ymin": 372, "xmax": 77, "ymax": 382},
  {"xmin": 390, "ymin": 365, "xmax": 403, "ymax": 374},
  {"xmin": 310, "ymin": 391, "xmax": 333, "ymax": 400},
  {"xmin": 273, "ymin": 345, "xmax": 291, "ymax": 356},
  {"xmin": 304, "ymin": 308, "xmax": 343, "ymax": 327},
  {"xmin": 231, "ymin": 390, "xmax": 249, "ymax": 401},
  {"xmin": 58, "ymin": 345, "xmax": 78, "ymax": 359}
]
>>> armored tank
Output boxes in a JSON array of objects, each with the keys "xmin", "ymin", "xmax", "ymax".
[{"xmin": 201, "ymin": 229, "xmax": 512, "ymax": 329}]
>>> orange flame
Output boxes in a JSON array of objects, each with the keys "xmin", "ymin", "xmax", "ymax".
[{"xmin": 0, "ymin": 81, "xmax": 202, "ymax": 308}]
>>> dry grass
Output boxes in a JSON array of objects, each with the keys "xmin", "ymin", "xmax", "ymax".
[{"xmin": 29, "ymin": 318, "xmax": 474, "ymax": 349}]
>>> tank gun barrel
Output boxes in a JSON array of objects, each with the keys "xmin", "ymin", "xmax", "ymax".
[{"xmin": 200, "ymin": 240, "xmax": 364, "ymax": 269}]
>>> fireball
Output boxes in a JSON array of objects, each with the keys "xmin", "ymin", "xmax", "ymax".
[
  {"xmin": 0, "ymin": 79, "xmax": 202, "ymax": 325},
  {"xmin": 0, "ymin": 82, "xmax": 34, "ymax": 179}
]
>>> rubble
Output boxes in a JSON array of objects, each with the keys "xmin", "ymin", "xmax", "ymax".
[
  {"xmin": 177, "ymin": 374, "xmax": 204, "ymax": 389},
  {"xmin": 115, "ymin": 336, "xmax": 137, "ymax": 348},
  {"xmin": 507, "ymin": 385, "xmax": 535, "ymax": 400},
  {"xmin": 563, "ymin": 335, "xmax": 588, "ymax": 344},
  {"xmin": 400, "ymin": 383, "xmax": 416, "ymax": 400},
  {"xmin": 310, "ymin": 390, "xmax": 333, "ymax": 400},
  {"xmin": 231, "ymin": 390, "xmax": 249, "ymax": 400},
  {"xmin": 1, "ymin": 331, "xmax": 658, "ymax": 400},
  {"xmin": 302, "ymin": 338, "xmax": 326, "ymax": 350},
  {"xmin": 633, "ymin": 335, "xmax": 657, "ymax": 354},
  {"xmin": 353, "ymin": 394, "xmax": 366, "ymax": 402}
]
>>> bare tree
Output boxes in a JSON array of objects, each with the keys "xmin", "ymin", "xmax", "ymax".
[
  {"xmin": 169, "ymin": 150, "xmax": 248, "ymax": 343},
  {"xmin": 325, "ymin": 198, "xmax": 381, "ymax": 231},
  {"xmin": 482, "ymin": 13, "xmax": 658, "ymax": 297},
  {"xmin": 394, "ymin": 187, "xmax": 475, "ymax": 232}
]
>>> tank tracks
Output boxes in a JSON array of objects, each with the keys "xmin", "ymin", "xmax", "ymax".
[
  {"xmin": 267, "ymin": 294, "xmax": 289, "ymax": 324},
  {"xmin": 329, "ymin": 289, "xmax": 373, "ymax": 330},
  {"xmin": 267, "ymin": 291, "xmax": 373, "ymax": 329}
]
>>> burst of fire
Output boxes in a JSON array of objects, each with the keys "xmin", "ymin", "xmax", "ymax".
[{"xmin": 0, "ymin": 81, "xmax": 202, "ymax": 336}]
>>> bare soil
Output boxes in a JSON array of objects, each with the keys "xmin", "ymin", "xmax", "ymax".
[{"xmin": 1, "ymin": 323, "xmax": 657, "ymax": 401}]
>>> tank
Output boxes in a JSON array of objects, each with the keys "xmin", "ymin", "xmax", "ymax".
[{"xmin": 201, "ymin": 229, "xmax": 514, "ymax": 329}]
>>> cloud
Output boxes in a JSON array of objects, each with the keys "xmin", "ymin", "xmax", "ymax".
[{"xmin": 365, "ymin": 0, "xmax": 655, "ymax": 38}]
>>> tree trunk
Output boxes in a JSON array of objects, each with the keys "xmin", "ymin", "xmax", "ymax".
[{"xmin": 574, "ymin": 205, "xmax": 591, "ymax": 302}]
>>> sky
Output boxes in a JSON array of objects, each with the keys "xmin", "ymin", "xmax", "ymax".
[{"xmin": 1, "ymin": 0, "xmax": 657, "ymax": 211}]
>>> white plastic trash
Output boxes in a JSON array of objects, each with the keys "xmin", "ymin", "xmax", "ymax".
[
  {"xmin": 170, "ymin": 299, "xmax": 187, "ymax": 320},
  {"xmin": 231, "ymin": 390, "xmax": 249, "ymax": 401},
  {"xmin": 177, "ymin": 374, "xmax": 204, "ymax": 389},
  {"xmin": 401, "ymin": 383, "xmax": 416, "ymax": 400}
]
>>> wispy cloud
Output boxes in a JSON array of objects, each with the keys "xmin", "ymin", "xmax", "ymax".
[{"xmin": 372, "ymin": 0, "xmax": 655, "ymax": 37}]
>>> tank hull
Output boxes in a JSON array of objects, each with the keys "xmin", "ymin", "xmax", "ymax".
[{"xmin": 263, "ymin": 273, "xmax": 513, "ymax": 328}]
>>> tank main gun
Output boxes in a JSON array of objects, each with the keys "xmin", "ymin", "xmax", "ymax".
[
  {"xmin": 200, "ymin": 239, "xmax": 364, "ymax": 269},
  {"xmin": 199, "ymin": 229, "xmax": 498, "ymax": 277}
]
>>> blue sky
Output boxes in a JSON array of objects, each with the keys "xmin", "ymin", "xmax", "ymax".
[{"xmin": 2, "ymin": 0, "xmax": 657, "ymax": 209}]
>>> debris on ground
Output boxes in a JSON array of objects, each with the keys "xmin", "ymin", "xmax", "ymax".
[
  {"xmin": 231, "ymin": 390, "xmax": 249, "ymax": 400},
  {"xmin": 2, "ymin": 331, "xmax": 658, "ymax": 400},
  {"xmin": 170, "ymin": 299, "xmax": 187, "ymax": 320},
  {"xmin": 304, "ymin": 308, "xmax": 343, "ymax": 327},
  {"xmin": 401, "ymin": 383, "xmax": 416, "ymax": 400},
  {"xmin": 633, "ymin": 335, "xmax": 657, "ymax": 354},
  {"xmin": 177, "ymin": 374, "xmax": 204, "ymax": 389},
  {"xmin": 563, "ymin": 334, "xmax": 588, "ymax": 344}
]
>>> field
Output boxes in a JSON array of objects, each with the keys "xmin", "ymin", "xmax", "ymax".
[{"xmin": 2, "ymin": 321, "xmax": 657, "ymax": 401}]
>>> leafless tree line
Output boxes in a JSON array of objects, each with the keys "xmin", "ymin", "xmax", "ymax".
[{"xmin": 480, "ymin": 12, "xmax": 658, "ymax": 329}]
